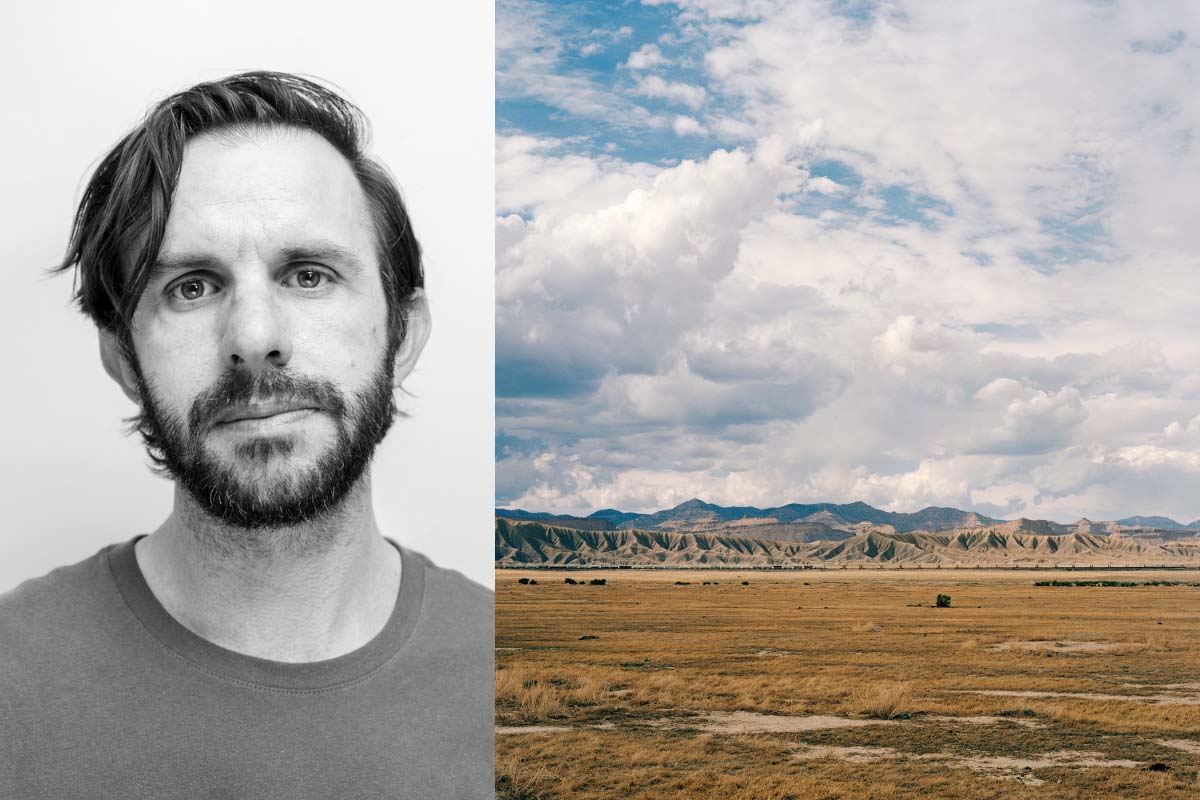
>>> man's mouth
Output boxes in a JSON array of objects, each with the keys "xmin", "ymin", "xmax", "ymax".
[{"xmin": 214, "ymin": 401, "xmax": 322, "ymax": 426}]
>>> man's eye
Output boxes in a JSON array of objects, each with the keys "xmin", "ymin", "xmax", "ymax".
[
  {"xmin": 170, "ymin": 277, "xmax": 216, "ymax": 301},
  {"xmin": 289, "ymin": 268, "xmax": 327, "ymax": 289}
]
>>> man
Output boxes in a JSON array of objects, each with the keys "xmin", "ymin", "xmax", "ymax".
[{"xmin": 0, "ymin": 72, "xmax": 492, "ymax": 797}]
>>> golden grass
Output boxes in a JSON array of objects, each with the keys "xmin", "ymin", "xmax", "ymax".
[
  {"xmin": 495, "ymin": 663, "xmax": 618, "ymax": 722},
  {"xmin": 497, "ymin": 568, "xmax": 1200, "ymax": 798},
  {"xmin": 846, "ymin": 681, "xmax": 917, "ymax": 719}
]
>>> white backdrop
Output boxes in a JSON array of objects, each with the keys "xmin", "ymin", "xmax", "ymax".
[{"xmin": 0, "ymin": 1, "xmax": 494, "ymax": 590}]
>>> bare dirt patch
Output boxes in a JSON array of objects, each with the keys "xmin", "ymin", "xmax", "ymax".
[
  {"xmin": 1156, "ymin": 738, "xmax": 1200, "ymax": 755},
  {"xmin": 699, "ymin": 711, "xmax": 897, "ymax": 734},
  {"xmin": 1125, "ymin": 682, "xmax": 1200, "ymax": 690},
  {"xmin": 788, "ymin": 742, "xmax": 1144, "ymax": 786},
  {"xmin": 496, "ymin": 725, "xmax": 573, "ymax": 735},
  {"xmin": 946, "ymin": 750, "xmax": 1143, "ymax": 785}
]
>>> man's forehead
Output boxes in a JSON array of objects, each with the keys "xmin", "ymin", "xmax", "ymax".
[{"xmin": 156, "ymin": 127, "xmax": 374, "ymax": 264}]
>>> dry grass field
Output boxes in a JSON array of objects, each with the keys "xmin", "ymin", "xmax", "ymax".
[{"xmin": 495, "ymin": 568, "xmax": 1200, "ymax": 799}]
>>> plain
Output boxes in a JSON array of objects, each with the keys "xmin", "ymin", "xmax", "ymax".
[{"xmin": 497, "ymin": 568, "xmax": 1200, "ymax": 799}]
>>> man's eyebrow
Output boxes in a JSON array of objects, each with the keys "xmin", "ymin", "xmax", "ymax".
[
  {"xmin": 279, "ymin": 240, "xmax": 368, "ymax": 274},
  {"xmin": 148, "ymin": 253, "xmax": 225, "ymax": 283},
  {"xmin": 149, "ymin": 240, "xmax": 368, "ymax": 282}
]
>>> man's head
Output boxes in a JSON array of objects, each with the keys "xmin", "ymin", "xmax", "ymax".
[{"xmin": 57, "ymin": 72, "xmax": 430, "ymax": 532}]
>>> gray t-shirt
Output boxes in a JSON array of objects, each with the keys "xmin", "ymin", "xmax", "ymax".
[{"xmin": 0, "ymin": 537, "xmax": 493, "ymax": 798}]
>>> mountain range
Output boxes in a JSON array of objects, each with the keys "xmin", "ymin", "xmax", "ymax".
[
  {"xmin": 497, "ymin": 498, "xmax": 1200, "ymax": 534},
  {"xmin": 495, "ymin": 499, "xmax": 1200, "ymax": 567},
  {"xmin": 1114, "ymin": 515, "xmax": 1200, "ymax": 529}
]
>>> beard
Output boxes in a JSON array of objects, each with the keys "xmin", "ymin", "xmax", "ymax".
[{"xmin": 131, "ymin": 354, "xmax": 397, "ymax": 535}]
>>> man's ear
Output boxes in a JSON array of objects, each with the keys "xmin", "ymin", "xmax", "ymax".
[
  {"xmin": 98, "ymin": 329, "xmax": 141, "ymax": 405},
  {"xmin": 393, "ymin": 290, "xmax": 431, "ymax": 387}
]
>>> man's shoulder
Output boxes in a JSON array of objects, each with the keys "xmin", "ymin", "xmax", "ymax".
[
  {"xmin": 0, "ymin": 542, "xmax": 129, "ymax": 666},
  {"xmin": 412, "ymin": 550, "xmax": 492, "ymax": 600},
  {"xmin": 402, "ymin": 548, "xmax": 493, "ymax": 651},
  {"xmin": 0, "ymin": 544, "xmax": 122, "ymax": 642}
]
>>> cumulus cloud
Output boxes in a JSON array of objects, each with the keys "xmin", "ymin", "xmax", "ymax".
[
  {"xmin": 498, "ymin": 141, "xmax": 803, "ymax": 399},
  {"xmin": 672, "ymin": 115, "xmax": 706, "ymax": 135},
  {"xmin": 496, "ymin": 134, "xmax": 658, "ymax": 218},
  {"xmin": 874, "ymin": 316, "xmax": 976, "ymax": 378},
  {"xmin": 626, "ymin": 43, "xmax": 669, "ymax": 69},
  {"xmin": 803, "ymin": 176, "xmax": 846, "ymax": 194},
  {"xmin": 967, "ymin": 384, "xmax": 1089, "ymax": 456},
  {"xmin": 634, "ymin": 75, "xmax": 708, "ymax": 109}
]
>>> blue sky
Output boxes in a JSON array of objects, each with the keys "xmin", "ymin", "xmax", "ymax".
[
  {"xmin": 497, "ymin": 0, "xmax": 1200, "ymax": 523},
  {"xmin": 499, "ymin": 0, "xmax": 723, "ymax": 163}
]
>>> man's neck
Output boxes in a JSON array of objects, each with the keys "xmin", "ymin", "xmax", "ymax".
[{"xmin": 134, "ymin": 479, "xmax": 401, "ymax": 663}]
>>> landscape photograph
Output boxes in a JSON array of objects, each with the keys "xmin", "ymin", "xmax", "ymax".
[{"xmin": 497, "ymin": 1, "xmax": 1200, "ymax": 796}]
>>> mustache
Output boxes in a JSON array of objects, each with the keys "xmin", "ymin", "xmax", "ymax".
[{"xmin": 187, "ymin": 369, "xmax": 347, "ymax": 434}]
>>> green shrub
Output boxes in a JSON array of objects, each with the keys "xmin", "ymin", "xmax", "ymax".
[{"xmin": 936, "ymin": 594, "xmax": 951, "ymax": 608}]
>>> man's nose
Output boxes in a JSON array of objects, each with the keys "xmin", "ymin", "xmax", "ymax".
[{"xmin": 219, "ymin": 279, "xmax": 293, "ymax": 370}]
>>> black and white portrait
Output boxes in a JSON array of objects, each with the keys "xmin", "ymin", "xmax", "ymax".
[{"xmin": 1, "ymin": 3, "xmax": 493, "ymax": 797}]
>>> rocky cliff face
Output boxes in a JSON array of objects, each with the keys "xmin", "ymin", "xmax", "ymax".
[{"xmin": 495, "ymin": 518, "xmax": 1200, "ymax": 567}]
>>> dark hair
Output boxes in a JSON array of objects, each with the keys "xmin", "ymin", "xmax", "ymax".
[{"xmin": 55, "ymin": 70, "xmax": 422, "ymax": 356}]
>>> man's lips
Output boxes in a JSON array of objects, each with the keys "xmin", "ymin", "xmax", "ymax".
[{"xmin": 214, "ymin": 402, "xmax": 321, "ymax": 425}]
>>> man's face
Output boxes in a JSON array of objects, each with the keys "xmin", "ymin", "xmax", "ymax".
[{"xmin": 126, "ymin": 127, "xmax": 394, "ymax": 529}]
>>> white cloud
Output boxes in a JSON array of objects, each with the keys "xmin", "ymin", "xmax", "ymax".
[
  {"xmin": 672, "ymin": 115, "xmax": 706, "ymax": 135},
  {"xmin": 626, "ymin": 43, "xmax": 669, "ymax": 69},
  {"xmin": 498, "ymin": 140, "xmax": 804, "ymax": 401},
  {"xmin": 850, "ymin": 459, "xmax": 975, "ymax": 512},
  {"xmin": 968, "ymin": 384, "xmax": 1089, "ymax": 456},
  {"xmin": 873, "ymin": 316, "xmax": 975, "ymax": 378},
  {"xmin": 803, "ymin": 176, "xmax": 846, "ymax": 194},
  {"xmin": 698, "ymin": 2, "xmax": 1200, "ymax": 265},
  {"xmin": 496, "ymin": 134, "xmax": 658, "ymax": 218},
  {"xmin": 635, "ymin": 75, "xmax": 708, "ymax": 109},
  {"xmin": 974, "ymin": 378, "xmax": 1026, "ymax": 403},
  {"xmin": 1102, "ymin": 445, "xmax": 1200, "ymax": 472}
]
